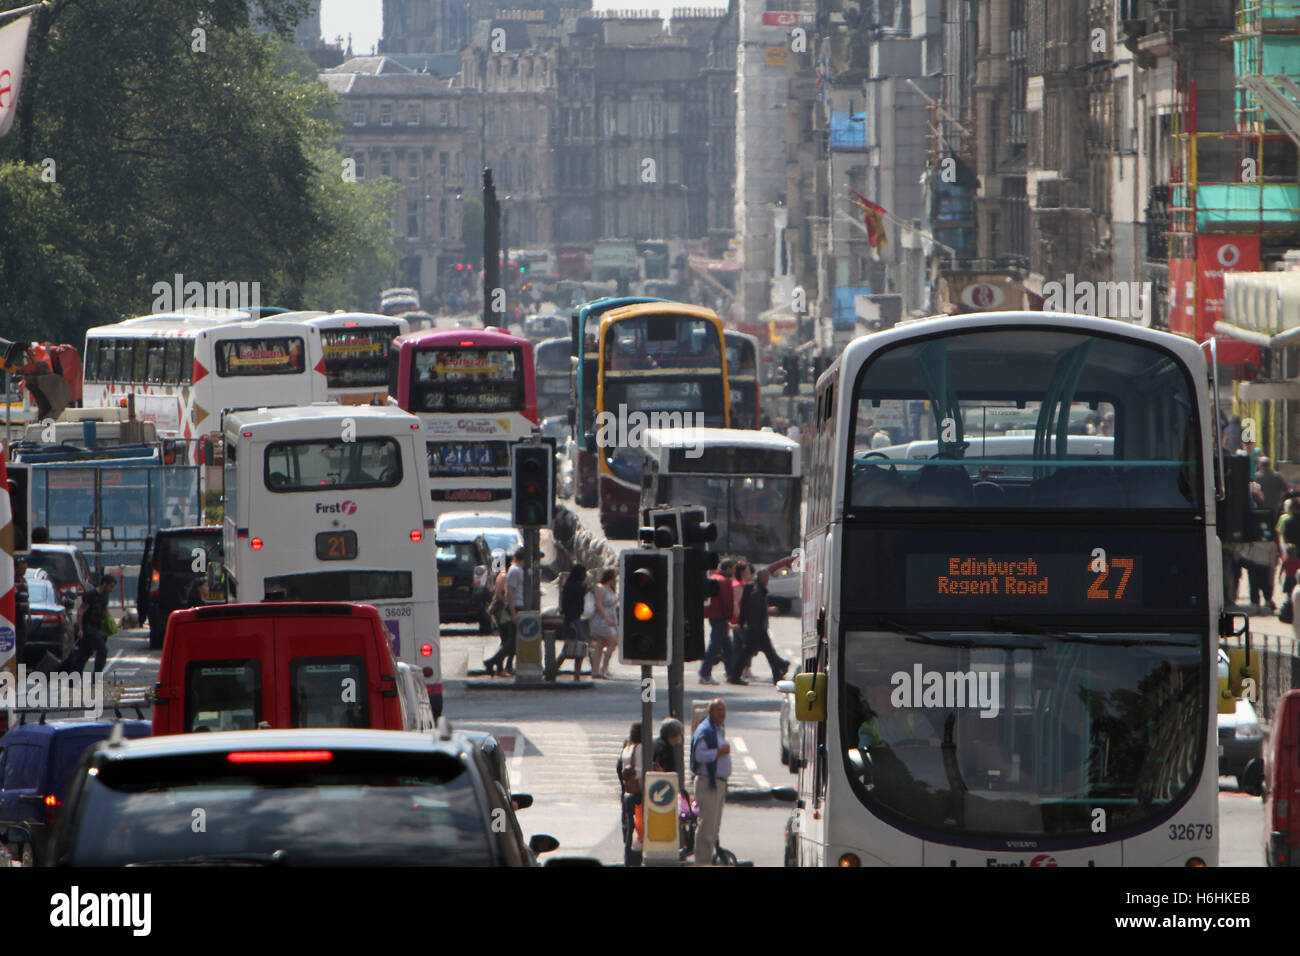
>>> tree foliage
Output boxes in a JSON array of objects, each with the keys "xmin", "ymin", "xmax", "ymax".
[{"xmin": 0, "ymin": 0, "xmax": 396, "ymax": 337}]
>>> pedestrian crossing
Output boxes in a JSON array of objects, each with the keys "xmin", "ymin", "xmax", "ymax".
[{"xmin": 453, "ymin": 719, "xmax": 766, "ymax": 806}]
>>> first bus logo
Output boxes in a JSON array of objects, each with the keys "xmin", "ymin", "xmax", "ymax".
[{"xmin": 316, "ymin": 500, "xmax": 357, "ymax": 515}]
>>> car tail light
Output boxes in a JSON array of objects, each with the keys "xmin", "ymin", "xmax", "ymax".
[
  {"xmin": 1185, "ymin": 857, "xmax": 1206, "ymax": 867},
  {"xmin": 251, "ymin": 537, "xmax": 263, "ymax": 551},
  {"xmin": 410, "ymin": 529, "xmax": 422, "ymax": 543},
  {"xmin": 838, "ymin": 853, "xmax": 861, "ymax": 867},
  {"xmin": 227, "ymin": 750, "xmax": 333, "ymax": 764},
  {"xmin": 420, "ymin": 643, "xmax": 433, "ymax": 657},
  {"xmin": 44, "ymin": 793, "xmax": 59, "ymax": 825}
]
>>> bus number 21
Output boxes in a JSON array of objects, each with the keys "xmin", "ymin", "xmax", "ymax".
[{"xmin": 1087, "ymin": 557, "xmax": 1133, "ymax": 600}]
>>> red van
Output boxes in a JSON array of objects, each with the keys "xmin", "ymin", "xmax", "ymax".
[
  {"xmin": 152, "ymin": 603, "xmax": 415, "ymax": 736},
  {"xmin": 1243, "ymin": 689, "xmax": 1300, "ymax": 866}
]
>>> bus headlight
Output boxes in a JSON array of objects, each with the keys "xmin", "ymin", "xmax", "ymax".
[
  {"xmin": 838, "ymin": 853, "xmax": 861, "ymax": 867},
  {"xmin": 1185, "ymin": 857, "xmax": 1207, "ymax": 867}
]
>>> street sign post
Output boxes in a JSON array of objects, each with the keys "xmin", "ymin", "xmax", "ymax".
[
  {"xmin": 514, "ymin": 610, "xmax": 543, "ymax": 682},
  {"xmin": 642, "ymin": 771, "xmax": 680, "ymax": 866}
]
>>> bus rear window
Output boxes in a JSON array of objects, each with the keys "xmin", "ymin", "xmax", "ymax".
[
  {"xmin": 290, "ymin": 657, "xmax": 369, "ymax": 728},
  {"xmin": 265, "ymin": 438, "xmax": 403, "ymax": 491},
  {"xmin": 263, "ymin": 570, "xmax": 414, "ymax": 601},
  {"xmin": 186, "ymin": 660, "xmax": 261, "ymax": 732},
  {"xmin": 215, "ymin": 337, "xmax": 306, "ymax": 377}
]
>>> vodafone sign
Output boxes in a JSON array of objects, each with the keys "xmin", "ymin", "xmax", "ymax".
[
  {"xmin": 960, "ymin": 283, "xmax": 1006, "ymax": 310},
  {"xmin": 1215, "ymin": 243, "xmax": 1241, "ymax": 268}
]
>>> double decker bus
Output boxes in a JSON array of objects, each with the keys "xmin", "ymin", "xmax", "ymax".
[
  {"xmin": 83, "ymin": 311, "xmax": 326, "ymax": 459},
  {"xmin": 790, "ymin": 313, "xmax": 1221, "ymax": 866},
  {"xmin": 221, "ymin": 404, "xmax": 443, "ymax": 716},
  {"xmin": 534, "ymin": 337, "xmax": 571, "ymax": 425},
  {"xmin": 595, "ymin": 303, "xmax": 729, "ymax": 538},
  {"xmin": 725, "ymin": 330, "xmax": 761, "ymax": 429},
  {"xmin": 387, "ymin": 328, "xmax": 537, "ymax": 511},
  {"xmin": 570, "ymin": 297, "xmax": 665, "ymax": 506},
  {"xmin": 271, "ymin": 312, "xmax": 410, "ymax": 404},
  {"xmin": 639, "ymin": 426, "xmax": 800, "ymax": 570}
]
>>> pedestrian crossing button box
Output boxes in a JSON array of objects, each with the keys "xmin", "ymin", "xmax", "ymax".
[{"xmin": 794, "ymin": 672, "xmax": 827, "ymax": 722}]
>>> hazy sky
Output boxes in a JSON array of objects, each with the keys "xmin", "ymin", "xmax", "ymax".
[{"xmin": 319, "ymin": 0, "xmax": 726, "ymax": 55}]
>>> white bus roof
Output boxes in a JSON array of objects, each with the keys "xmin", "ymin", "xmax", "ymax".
[
  {"xmin": 224, "ymin": 404, "xmax": 420, "ymax": 436},
  {"xmin": 87, "ymin": 310, "xmax": 255, "ymax": 334},
  {"xmin": 642, "ymin": 427, "xmax": 799, "ymax": 452}
]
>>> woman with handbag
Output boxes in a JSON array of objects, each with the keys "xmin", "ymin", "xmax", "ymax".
[
  {"xmin": 618, "ymin": 722, "xmax": 644, "ymax": 866},
  {"xmin": 554, "ymin": 563, "xmax": 590, "ymax": 681},
  {"xmin": 590, "ymin": 567, "xmax": 620, "ymax": 679}
]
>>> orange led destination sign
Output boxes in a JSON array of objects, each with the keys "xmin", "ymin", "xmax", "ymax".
[{"xmin": 906, "ymin": 553, "xmax": 1140, "ymax": 611}]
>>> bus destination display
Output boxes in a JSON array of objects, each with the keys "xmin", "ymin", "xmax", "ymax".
[{"xmin": 905, "ymin": 553, "xmax": 1140, "ymax": 611}]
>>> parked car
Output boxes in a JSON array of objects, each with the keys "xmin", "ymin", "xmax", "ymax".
[
  {"xmin": 21, "ymin": 569, "xmax": 74, "ymax": 667},
  {"xmin": 42, "ymin": 728, "xmax": 560, "ymax": 866},
  {"xmin": 137, "ymin": 526, "xmax": 224, "ymax": 650},
  {"xmin": 25, "ymin": 544, "xmax": 94, "ymax": 624},
  {"xmin": 435, "ymin": 532, "xmax": 493, "ymax": 632},
  {"xmin": 776, "ymin": 679, "xmax": 802, "ymax": 773},
  {"xmin": 0, "ymin": 718, "xmax": 151, "ymax": 866},
  {"xmin": 1241, "ymin": 688, "xmax": 1299, "ymax": 866},
  {"xmin": 152, "ymin": 603, "xmax": 422, "ymax": 735},
  {"xmin": 1218, "ymin": 649, "xmax": 1263, "ymax": 785},
  {"xmin": 435, "ymin": 511, "xmax": 524, "ymax": 568}
]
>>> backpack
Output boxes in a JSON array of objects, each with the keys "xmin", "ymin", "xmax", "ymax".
[{"xmin": 618, "ymin": 745, "xmax": 642, "ymax": 795}]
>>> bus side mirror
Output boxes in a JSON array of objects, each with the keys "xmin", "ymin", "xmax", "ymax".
[
  {"xmin": 1227, "ymin": 647, "xmax": 1259, "ymax": 701},
  {"xmin": 794, "ymin": 672, "xmax": 827, "ymax": 722}
]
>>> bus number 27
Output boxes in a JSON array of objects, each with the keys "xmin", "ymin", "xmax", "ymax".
[{"xmin": 1087, "ymin": 557, "xmax": 1133, "ymax": 600}]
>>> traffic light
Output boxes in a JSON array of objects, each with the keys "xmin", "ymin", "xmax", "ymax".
[
  {"xmin": 620, "ymin": 549, "xmax": 672, "ymax": 664},
  {"xmin": 511, "ymin": 442, "xmax": 554, "ymax": 528},
  {"xmin": 783, "ymin": 353, "xmax": 801, "ymax": 396},
  {"xmin": 679, "ymin": 508, "xmax": 718, "ymax": 662}
]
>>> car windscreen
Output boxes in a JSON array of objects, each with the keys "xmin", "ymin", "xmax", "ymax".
[
  {"xmin": 436, "ymin": 542, "xmax": 480, "ymax": 569},
  {"xmin": 64, "ymin": 750, "xmax": 493, "ymax": 866},
  {"xmin": 26, "ymin": 552, "xmax": 78, "ymax": 589}
]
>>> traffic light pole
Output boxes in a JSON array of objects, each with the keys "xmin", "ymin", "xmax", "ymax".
[
  {"xmin": 641, "ymin": 664, "xmax": 654, "ymax": 823},
  {"xmin": 669, "ymin": 545, "xmax": 685, "ymax": 794}
]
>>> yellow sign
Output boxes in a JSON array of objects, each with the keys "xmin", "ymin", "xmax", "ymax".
[{"xmin": 766, "ymin": 46, "xmax": 787, "ymax": 68}]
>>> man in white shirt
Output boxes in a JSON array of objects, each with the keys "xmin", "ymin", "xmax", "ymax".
[{"xmin": 484, "ymin": 548, "xmax": 526, "ymax": 676}]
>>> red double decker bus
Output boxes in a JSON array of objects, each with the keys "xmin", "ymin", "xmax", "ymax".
[{"xmin": 388, "ymin": 328, "xmax": 537, "ymax": 513}]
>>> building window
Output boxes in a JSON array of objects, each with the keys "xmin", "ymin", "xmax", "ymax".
[
  {"xmin": 439, "ymin": 151, "xmax": 449, "ymax": 179},
  {"xmin": 407, "ymin": 199, "xmax": 420, "ymax": 238},
  {"xmin": 354, "ymin": 154, "xmax": 367, "ymax": 181},
  {"xmin": 440, "ymin": 103, "xmax": 450, "ymax": 125},
  {"xmin": 407, "ymin": 104, "xmax": 421, "ymax": 126},
  {"xmin": 380, "ymin": 153, "xmax": 392, "ymax": 179},
  {"xmin": 439, "ymin": 199, "xmax": 448, "ymax": 239},
  {"xmin": 352, "ymin": 104, "xmax": 366, "ymax": 126},
  {"xmin": 380, "ymin": 103, "xmax": 393, "ymax": 126},
  {"xmin": 408, "ymin": 153, "xmax": 419, "ymax": 181}
]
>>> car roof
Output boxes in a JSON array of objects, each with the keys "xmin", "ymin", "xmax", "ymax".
[
  {"xmin": 436, "ymin": 529, "xmax": 491, "ymax": 544},
  {"xmin": 436, "ymin": 511, "xmax": 514, "ymax": 526},
  {"xmin": 28, "ymin": 545, "xmax": 82, "ymax": 555},
  {"xmin": 86, "ymin": 728, "xmax": 474, "ymax": 761},
  {"xmin": 2, "ymin": 719, "xmax": 151, "ymax": 741},
  {"xmin": 155, "ymin": 526, "xmax": 220, "ymax": 538}
]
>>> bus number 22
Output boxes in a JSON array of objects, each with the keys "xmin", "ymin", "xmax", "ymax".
[{"xmin": 1087, "ymin": 557, "xmax": 1133, "ymax": 600}]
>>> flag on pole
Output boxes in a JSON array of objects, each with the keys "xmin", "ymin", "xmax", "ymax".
[
  {"xmin": 848, "ymin": 189, "xmax": 888, "ymax": 251},
  {"xmin": 0, "ymin": 13, "xmax": 33, "ymax": 139}
]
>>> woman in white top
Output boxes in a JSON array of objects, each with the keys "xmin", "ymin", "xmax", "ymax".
[
  {"xmin": 619, "ymin": 722, "xmax": 644, "ymax": 865},
  {"xmin": 590, "ymin": 566, "xmax": 620, "ymax": 678}
]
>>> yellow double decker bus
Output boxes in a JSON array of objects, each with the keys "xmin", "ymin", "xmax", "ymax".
[{"xmin": 594, "ymin": 303, "xmax": 729, "ymax": 538}]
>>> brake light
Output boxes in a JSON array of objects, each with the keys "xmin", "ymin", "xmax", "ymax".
[
  {"xmin": 227, "ymin": 750, "xmax": 333, "ymax": 764},
  {"xmin": 344, "ymin": 321, "xmax": 359, "ymax": 327},
  {"xmin": 420, "ymin": 643, "xmax": 433, "ymax": 657},
  {"xmin": 251, "ymin": 538, "xmax": 263, "ymax": 551},
  {"xmin": 410, "ymin": 529, "xmax": 422, "ymax": 543},
  {"xmin": 44, "ymin": 793, "xmax": 59, "ymax": 824},
  {"xmin": 459, "ymin": 340, "xmax": 475, "ymax": 347}
]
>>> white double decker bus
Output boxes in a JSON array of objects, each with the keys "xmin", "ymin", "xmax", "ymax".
[
  {"xmin": 83, "ymin": 311, "xmax": 327, "ymax": 458},
  {"xmin": 791, "ymin": 313, "xmax": 1221, "ymax": 866},
  {"xmin": 221, "ymin": 404, "xmax": 443, "ymax": 716},
  {"xmin": 269, "ymin": 312, "xmax": 410, "ymax": 405}
]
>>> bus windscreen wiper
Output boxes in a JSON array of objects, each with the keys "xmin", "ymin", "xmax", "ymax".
[
  {"xmin": 988, "ymin": 617, "xmax": 1198, "ymax": 648},
  {"xmin": 872, "ymin": 618, "xmax": 1044, "ymax": 651},
  {"xmin": 125, "ymin": 850, "xmax": 289, "ymax": 867}
]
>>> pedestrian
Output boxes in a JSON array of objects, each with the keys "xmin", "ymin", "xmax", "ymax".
[
  {"xmin": 589, "ymin": 567, "xmax": 620, "ymax": 679},
  {"xmin": 61, "ymin": 574, "xmax": 117, "ymax": 673},
  {"xmin": 653, "ymin": 717, "xmax": 684, "ymax": 776},
  {"xmin": 699, "ymin": 558, "xmax": 734, "ymax": 685},
  {"xmin": 727, "ymin": 561, "xmax": 748, "ymax": 685},
  {"xmin": 1223, "ymin": 415, "xmax": 1244, "ymax": 453},
  {"xmin": 31, "ymin": 526, "xmax": 49, "ymax": 544},
  {"xmin": 1256, "ymin": 456, "xmax": 1289, "ymax": 520},
  {"xmin": 618, "ymin": 722, "xmax": 645, "ymax": 866},
  {"xmin": 690, "ymin": 698, "xmax": 731, "ymax": 866},
  {"xmin": 483, "ymin": 548, "xmax": 525, "ymax": 676},
  {"xmin": 1242, "ymin": 533, "xmax": 1276, "ymax": 613},
  {"xmin": 733, "ymin": 567, "xmax": 790, "ymax": 684},
  {"xmin": 553, "ymin": 563, "xmax": 589, "ymax": 681}
]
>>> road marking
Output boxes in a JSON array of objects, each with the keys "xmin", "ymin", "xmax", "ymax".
[
  {"xmin": 753, "ymin": 773, "xmax": 770, "ymax": 791},
  {"xmin": 743, "ymin": 755, "xmax": 758, "ymax": 772},
  {"xmin": 733, "ymin": 736, "xmax": 748, "ymax": 754},
  {"xmin": 102, "ymin": 651, "xmax": 125, "ymax": 676}
]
